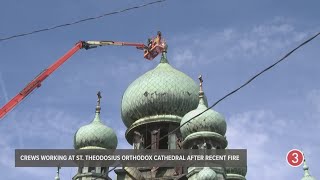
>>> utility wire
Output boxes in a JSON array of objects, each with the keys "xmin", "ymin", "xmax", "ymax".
[
  {"xmin": 0, "ymin": 0, "xmax": 168, "ymax": 42},
  {"xmin": 107, "ymin": 31, "xmax": 320, "ymax": 173}
]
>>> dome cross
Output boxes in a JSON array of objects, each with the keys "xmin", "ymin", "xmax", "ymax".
[
  {"xmin": 96, "ymin": 91, "xmax": 102, "ymax": 113},
  {"xmin": 198, "ymin": 75, "xmax": 203, "ymax": 92},
  {"xmin": 97, "ymin": 91, "xmax": 102, "ymax": 106}
]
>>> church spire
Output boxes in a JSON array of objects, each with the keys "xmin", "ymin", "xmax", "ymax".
[{"xmin": 302, "ymin": 155, "xmax": 317, "ymax": 180}]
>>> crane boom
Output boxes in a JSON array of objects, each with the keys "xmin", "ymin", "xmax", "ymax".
[
  {"xmin": 0, "ymin": 42, "xmax": 83, "ymax": 119},
  {"xmin": 0, "ymin": 35, "xmax": 165, "ymax": 120},
  {"xmin": 84, "ymin": 41, "xmax": 145, "ymax": 49}
]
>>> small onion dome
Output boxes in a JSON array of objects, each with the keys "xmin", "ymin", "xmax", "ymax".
[
  {"xmin": 74, "ymin": 92, "xmax": 118, "ymax": 150},
  {"xmin": 180, "ymin": 76, "xmax": 227, "ymax": 140},
  {"xmin": 302, "ymin": 158, "xmax": 317, "ymax": 180},
  {"xmin": 121, "ymin": 52, "xmax": 207, "ymax": 128},
  {"xmin": 198, "ymin": 167, "xmax": 217, "ymax": 180},
  {"xmin": 225, "ymin": 167, "xmax": 247, "ymax": 180}
]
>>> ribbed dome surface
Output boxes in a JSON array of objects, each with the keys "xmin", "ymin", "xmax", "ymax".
[
  {"xmin": 302, "ymin": 176, "xmax": 317, "ymax": 180},
  {"xmin": 198, "ymin": 167, "xmax": 216, "ymax": 180},
  {"xmin": 74, "ymin": 113, "xmax": 118, "ymax": 150},
  {"xmin": 121, "ymin": 53, "xmax": 207, "ymax": 128},
  {"xmin": 225, "ymin": 167, "xmax": 247, "ymax": 177},
  {"xmin": 180, "ymin": 95, "xmax": 226, "ymax": 139}
]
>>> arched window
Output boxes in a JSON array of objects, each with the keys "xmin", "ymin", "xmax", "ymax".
[
  {"xmin": 101, "ymin": 167, "xmax": 106, "ymax": 174},
  {"xmin": 206, "ymin": 143, "xmax": 212, "ymax": 149},
  {"xmin": 192, "ymin": 145, "xmax": 198, "ymax": 149},
  {"xmin": 78, "ymin": 167, "xmax": 83, "ymax": 173},
  {"xmin": 88, "ymin": 167, "xmax": 95, "ymax": 173}
]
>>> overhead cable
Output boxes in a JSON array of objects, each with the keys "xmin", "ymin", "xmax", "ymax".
[{"xmin": 0, "ymin": 0, "xmax": 168, "ymax": 42}]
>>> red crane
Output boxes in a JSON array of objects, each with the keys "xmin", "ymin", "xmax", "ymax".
[{"xmin": 0, "ymin": 32, "xmax": 167, "ymax": 119}]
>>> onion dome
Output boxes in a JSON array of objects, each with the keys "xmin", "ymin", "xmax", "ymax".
[
  {"xmin": 180, "ymin": 75, "xmax": 227, "ymax": 148},
  {"xmin": 74, "ymin": 92, "xmax": 118, "ymax": 150},
  {"xmin": 121, "ymin": 51, "xmax": 208, "ymax": 128},
  {"xmin": 302, "ymin": 157, "xmax": 317, "ymax": 180},
  {"xmin": 198, "ymin": 167, "xmax": 217, "ymax": 180},
  {"xmin": 225, "ymin": 167, "xmax": 247, "ymax": 180}
]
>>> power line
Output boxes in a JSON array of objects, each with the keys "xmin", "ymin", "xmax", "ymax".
[
  {"xmin": 0, "ymin": 0, "xmax": 168, "ymax": 42},
  {"xmin": 107, "ymin": 31, "xmax": 320, "ymax": 173}
]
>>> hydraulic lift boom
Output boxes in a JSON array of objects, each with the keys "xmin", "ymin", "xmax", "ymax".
[{"xmin": 0, "ymin": 33, "xmax": 166, "ymax": 119}]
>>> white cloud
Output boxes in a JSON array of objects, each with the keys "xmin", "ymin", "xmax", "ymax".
[
  {"xmin": 307, "ymin": 89, "xmax": 320, "ymax": 113},
  {"xmin": 61, "ymin": 55, "xmax": 154, "ymax": 89},
  {"xmin": 172, "ymin": 49, "xmax": 195, "ymax": 68},
  {"xmin": 226, "ymin": 109, "xmax": 318, "ymax": 179},
  {"xmin": 306, "ymin": 89, "xmax": 320, "ymax": 128},
  {"xmin": 0, "ymin": 72, "xmax": 9, "ymax": 102},
  {"xmin": 0, "ymin": 107, "xmax": 83, "ymax": 179},
  {"xmin": 169, "ymin": 18, "xmax": 309, "ymax": 68}
]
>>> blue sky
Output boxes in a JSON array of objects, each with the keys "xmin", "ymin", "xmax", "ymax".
[{"xmin": 0, "ymin": 0, "xmax": 320, "ymax": 179}]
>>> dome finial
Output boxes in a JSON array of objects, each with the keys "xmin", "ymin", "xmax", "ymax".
[
  {"xmin": 159, "ymin": 32, "xmax": 168, "ymax": 64},
  {"xmin": 303, "ymin": 154, "xmax": 311, "ymax": 177},
  {"xmin": 198, "ymin": 75, "xmax": 203, "ymax": 92},
  {"xmin": 163, "ymin": 43, "xmax": 168, "ymax": 53},
  {"xmin": 198, "ymin": 75, "xmax": 205, "ymax": 100},
  {"xmin": 55, "ymin": 166, "xmax": 60, "ymax": 180},
  {"xmin": 301, "ymin": 154, "xmax": 317, "ymax": 180},
  {"xmin": 160, "ymin": 48, "xmax": 169, "ymax": 63},
  {"xmin": 96, "ymin": 91, "xmax": 102, "ymax": 113},
  {"xmin": 93, "ymin": 91, "xmax": 102, "ymax": 123}
]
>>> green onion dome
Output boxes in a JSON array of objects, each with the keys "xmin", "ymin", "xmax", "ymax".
[
  {"xmin": 180, "ymin": 75, "xmax": 227, "ymax": 149},
  {"xmin": 121, "ymin": 52, "xmax": 208, "ymax": 128},
  {"xmin": 74, "ymin": 92, "xmax": 118, "ymax": 150},
  {"xmin": 180, "ymin": 78, "xmax": 227, "ymax": 140},
  {"xmin": 180, "ymin": 95, "xmax": 226, "ymax": 139},
  {"xmin": 198, "ymin": 167, "xmax": 217, "ymax": 180}
]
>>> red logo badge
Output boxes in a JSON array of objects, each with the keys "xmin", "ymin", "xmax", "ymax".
[{"xmin": 286, "ymin": 149, "xmax": 304, "ymax": 167}]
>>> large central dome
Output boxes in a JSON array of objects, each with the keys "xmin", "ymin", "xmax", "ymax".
[{"xmin": 121, "ymin": 52, "xmax": 207, "ymax": 128}]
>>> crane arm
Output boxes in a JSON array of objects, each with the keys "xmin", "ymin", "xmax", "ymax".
[
  {"xmin": 0, "ymin": 40, "xmax": 147, "ymax": 119},
  {"xmin": 83, "ymin": 41, "xmax": 146, "ymax": 49},
  {"xmin": 0, "ymin": 42, "xmax": 84, "ymax": 119}
]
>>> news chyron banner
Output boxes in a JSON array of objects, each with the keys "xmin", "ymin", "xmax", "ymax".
[{"xmin": 16, "ymin": 149, "xmax": 247, "ymax": 168}]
